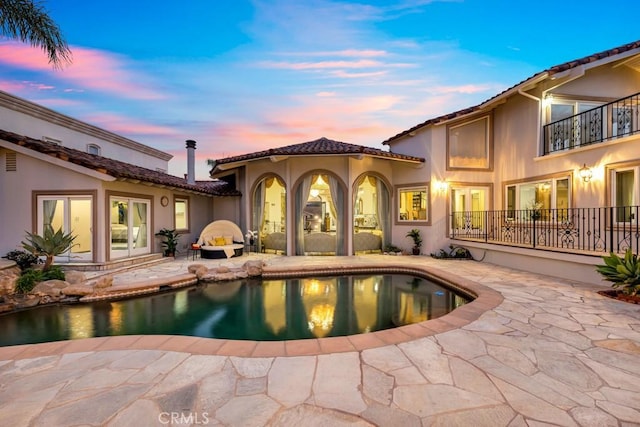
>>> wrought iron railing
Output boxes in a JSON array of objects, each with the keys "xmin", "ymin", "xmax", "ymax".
[
  {"xmin": 450, "ymin": 206, "xmax": 640, "ymax": 255},
  {"xmin": 543, "ymin": 92, "xmax": 640, "ymax": 155}
]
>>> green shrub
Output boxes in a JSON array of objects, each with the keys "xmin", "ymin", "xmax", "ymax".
[
  {"xmin": 42, "ymin": 265, "xmax": 65, "ymax": 281},
  {"xmin": 14, "ymin": 265, "xmax": 66, "ymax": 294},
  {"xmin": 15, "ymin": 269, "xmax": 42, "ymax": 294},
  {"xmin": 430, "ymin": 245, "xmax": 473, "ymax": 260},
  {"xmin": 2, "ymin": 250, "xmax": 40, "ymax": 271},
  {"xmin": 595, "ymin": 249, "xmax": 640, "ymax": 296},
  {"xmin": 384, "ymin": 244, "xmax": 401, "ymax": 253}
]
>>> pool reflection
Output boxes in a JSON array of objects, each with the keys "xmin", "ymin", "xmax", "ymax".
[{"xmin": 0, "ymin": 274, "xmax": 470, "ymax": 346}]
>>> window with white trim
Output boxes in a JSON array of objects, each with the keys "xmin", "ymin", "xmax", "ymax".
[
  {"xmin": 86, "ymin": 144, "xmax": 101, "ymax": 155},
  {"xmin": 397, "ymin": 186, "xmax": 429, "ymax": 223},
  {"xmin": 611, "ymin": 166, "xmax": 637, "ymax": 223},
  {"xmin": 447, "ymin": 116, "xmax": 491, "ymax": 170},
  {"xmin": 174, "ymin": 197, "xmax": 189, "ymax": 231},
  {"xmin": 506, "ymin": 176, "xmax": 570, "ymax": 220}
]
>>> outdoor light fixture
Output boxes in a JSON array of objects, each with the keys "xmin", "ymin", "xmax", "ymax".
[
  {"xmin": 435, "ymin": 180, "xmax": 448, "ymax": 193},
  {"xmin": 579, "ymin": 163, "xmax": 593, "ymax": 183}
]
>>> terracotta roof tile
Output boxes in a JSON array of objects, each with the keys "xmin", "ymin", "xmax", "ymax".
[
  {"xmin": 0, "ymin": 129, "xmax": 239, "ymax": 197},
  {"xmin": 211, "ymin": 136, "xmax": 424, "ymax": 169},
  {"xmin": 383, "ymin": 39, "xmax": 640, "ymax": 144}
]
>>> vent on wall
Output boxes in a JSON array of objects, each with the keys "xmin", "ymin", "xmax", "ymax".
[{"xmin": 6, "ymin": 152, "xmax": 16, "ymax": 171}]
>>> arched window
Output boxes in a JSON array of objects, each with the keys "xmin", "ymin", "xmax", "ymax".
[
  {"xmin": 353, "ymin": 174, "xmax": 390, "ymax": 253},
  {"xmin": 294, "ymin": 172, "xmax": 345, "ymax": 255},
  {"xmin": 252, "ymin": 175, "xmax": 286, "ymax": 253}
]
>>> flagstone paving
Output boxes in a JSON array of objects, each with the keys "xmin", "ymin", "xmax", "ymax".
[{"xmin": 1, "ymin": 254, "xmax": 639, "ymax": 426}]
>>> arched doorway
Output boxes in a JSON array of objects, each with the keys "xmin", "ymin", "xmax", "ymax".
[
  {"xmin": 252, "ymin": 175, "xmax": 286, "ymax": 254},
  {"xmin": 353, "ymin": 174, "xmax": 390, "ymax": 254},
  {"xmin": 294, "ymin": 172, "xmax": 346, "ymax": 255}
]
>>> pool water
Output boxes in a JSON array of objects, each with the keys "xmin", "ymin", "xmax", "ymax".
[{"xmin": 0, "ymin": 273, "xmax": 471, "ymax": 346}]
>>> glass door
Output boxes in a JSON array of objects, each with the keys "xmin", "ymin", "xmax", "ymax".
[
  {"xmin": 110, "ymin": 197, "xmax": 150, "ymax": 259},
  {"xmin": 450, "ymin": 187, "xmax": 488, "ymax": 232},
  {"xmin": 37, "ymin": 196, "xmax": 93, "ymax": 262}
]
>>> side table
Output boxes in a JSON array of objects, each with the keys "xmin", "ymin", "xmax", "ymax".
[{"xmin": 188, "ymin": 244, "xmax": 201, "ymax": 260}]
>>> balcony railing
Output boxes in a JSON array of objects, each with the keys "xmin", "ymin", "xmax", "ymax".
[
  {"xmin": 450, "ymin": 206, "xmax": 640, "ymax": 255},
  {"xmin": 543, "ymin": 92, "xmax": 640, "ymax": 155}
]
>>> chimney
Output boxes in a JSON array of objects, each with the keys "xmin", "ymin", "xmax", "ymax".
[{"xmin": 185, "ymin": 139, "xmax": 196, "ymax": 185}]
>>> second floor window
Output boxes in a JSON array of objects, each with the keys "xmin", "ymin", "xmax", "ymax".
[
  {"xmin": 87, "ymin": 144, "xmax": 101, "ymax": 155},
  {"xmin": 447, "ymin": 116, "xmax": 491, "ymax": 170}
]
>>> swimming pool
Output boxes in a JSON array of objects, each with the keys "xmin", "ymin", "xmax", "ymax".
[{"xmin": 0, "ymin": 273, "xmax": 472, "ymax": 346}]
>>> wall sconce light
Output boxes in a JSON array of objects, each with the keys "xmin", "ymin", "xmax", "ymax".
[
  {"xmin": 579, "ymin": 163, "xmax": 593, "ymax": 183},
  {"xmin": 435, "ymin": 180, "xmax": 448, "ymax": 193}
]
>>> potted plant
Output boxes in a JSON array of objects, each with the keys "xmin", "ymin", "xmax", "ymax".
[
  {"xmin": 406, "ymin": 228, "xmax": 422, "ymax": 255},
  {"xmin": 155, "ymin": 228, "xmax": 180, "ymax": 257}
]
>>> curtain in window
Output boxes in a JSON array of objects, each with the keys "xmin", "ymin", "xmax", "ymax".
[
  {"xmin": 376, "ymin": 178, "xmax": 390, "ymax": 248},
  {"xmin": 43, "ymin": 199, "xmax": 57, "ymax": 234},
  {"xmin": 295, "ymin": 176, "xmax": 313, "ymax": 255},
  {"xmin": 328, "ymin": 175, "xmax": 344, "ymax": 255},
  {"xmin": 253, "ymin": 180, "xmax": 266, "ymax": 247}
]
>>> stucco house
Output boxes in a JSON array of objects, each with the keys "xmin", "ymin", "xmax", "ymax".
[
  {"xmin": 381, "ymin": 39, "xmax": 640, "ymax": 283},
  {"xmin": 0, "ymin": 91, "xmax": 239, "ymax": 269},
  {"xmin": 208, "ymin": 39, "xmax": 640, "ymax": 285}
]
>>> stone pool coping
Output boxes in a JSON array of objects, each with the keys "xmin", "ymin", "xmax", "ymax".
[{"xmin": 0, "ymin": 260, "xmax": 503, "ymax": 360}]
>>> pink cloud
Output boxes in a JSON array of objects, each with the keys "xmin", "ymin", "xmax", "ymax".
[
  {"xmin": 285, "ymin": 49, "xmax": 388, "ymax": 58},
  {"xmin": 259, "ymin": 59, "xmax": 382, "ymax": 70},
  {"xmin": 0, "ymin": 41, "xmax": 164, "ymax": 100}
]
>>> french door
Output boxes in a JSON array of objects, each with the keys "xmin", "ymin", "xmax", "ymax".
[
  {"xmin": 37, "ymin": 195, "xmax": 93, "ymax": 262},
  {"xmin": 450, "ymin": 187, "xmax": 488, "ymax": 232},
  {"xmin": 109, "ymin": 197, "xmax": 151, "ymax": 259}
]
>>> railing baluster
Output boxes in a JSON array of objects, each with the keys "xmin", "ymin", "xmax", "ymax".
[{"xmin": 449, "ymin": 206, "xmax": 640, "ymax": 255}]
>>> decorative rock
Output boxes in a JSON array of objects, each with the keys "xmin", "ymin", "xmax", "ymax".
[
  {"xmin": 32, "ymin": 281, "xmax": 65, "ymax": 297},
  {"xmin": 0, "ymin": 302, "xmax": 15, "ymax": 313},
  {"xmin": 188, "ymin": 264, "xmax": 206, "ymax": 274},
  {"xmin": 0, "ymin": 266, "xmax": 20, "ymax": 297},
  {"xmin": 94, "ymin": 275, "xmax": 113, "ymax": 289},
  {"xmin": 234, "ymin": 270, "xmax": 249, "ymax": 279},
  {"xmin": 13, "ymin": 295, "xmax": 40, "ymax": 309},
  {"xmin": 61, "ymin": 285, "xmax": 94, "ymax": 296},
  {"xmin": 216, "ymin": 266, "xmax": 231, "ymax": 273},
  {"xmin": 195, "ymin": 266, "xmax": 209, "ymax": 280},
  {"xmin": 212, "ymin": 272, "xmax": 239, "ymax": 282},
  {"xmin": 63, "ymin": 270, "xmax": 86, "ymax": 285},
  {"xmin": 242, "ymin": 260, "xmax": 264, "ymax": 277}
]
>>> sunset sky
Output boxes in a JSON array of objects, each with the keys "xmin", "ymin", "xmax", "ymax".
[{"xmin": 1, "ymin": 0, "xmax": 638, "ymax": 179}]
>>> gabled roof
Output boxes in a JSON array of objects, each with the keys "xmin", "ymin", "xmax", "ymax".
[
  {"xmin": 0, "ymin": 129, "xmax": 240, "ymax": 197},
  {"xmin": 210, "ymin": 137, "xmax": 424, "ymax": 172},
  {"xmin": 383, "ymin": 39, "xmax": 640, "ymax": 145}
]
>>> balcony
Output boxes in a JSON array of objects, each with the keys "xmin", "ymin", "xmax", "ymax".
[
  {"xmin": 543, "ymin": 92, "xmax": 640, "ymax": 155},
  {"xmin": 450, "ymin": 206, "xmax": 640, "ymax": 255}
]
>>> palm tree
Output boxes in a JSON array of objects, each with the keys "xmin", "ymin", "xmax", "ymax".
[
  {"xmin": 21, "ymin": 227, "xmax": 77, "ymax": 271},
  {"xmin": 0, "ymin": 0, "xmax": 71, "ymax": 68}
]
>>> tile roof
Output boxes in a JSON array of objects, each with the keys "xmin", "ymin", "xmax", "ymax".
[
  {"xmin": 0, "ymin": 129, "xmax": 239, "ymax": 197},
  {"xmin": 383, "ymin": 39, "xmax": 640, "ymax": 145},
  {"xmin": 210, "ymin": 136, "xmax": 424, "ymax": 170}
]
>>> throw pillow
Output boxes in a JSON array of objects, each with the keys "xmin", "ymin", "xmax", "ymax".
[
  {"xmin": 223, "ymin": 235, "xmax": 233, "ymax": 245},
  {"xmin": 215, "ymin": 237, "xmax": 226, "ymax": 246}
]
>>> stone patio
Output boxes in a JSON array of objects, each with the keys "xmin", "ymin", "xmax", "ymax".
[{"xmin": 0, "ymin": 254, "xmax": 639, "ymax": 426}]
